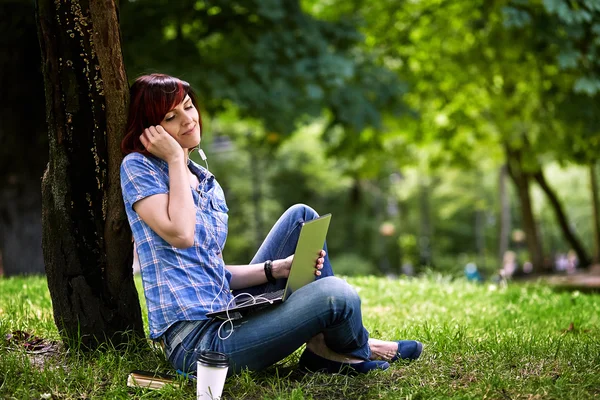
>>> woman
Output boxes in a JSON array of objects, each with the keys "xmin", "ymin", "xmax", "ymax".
[{"xmin": 120, "ymin": 73, "xmax": 422, "ymax": 375}]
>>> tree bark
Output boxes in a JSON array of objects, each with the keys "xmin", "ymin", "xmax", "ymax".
[
  {"xmin": 36, "ymin": 0, "xmax": 143, "ymax": 346},
  {"xmin": 533, "ymin": 168, "xmax": 590, "ymax": 268},
  {"xmin": 590, "ymin": 163, "xmax": 600, "ymax": 264},
  {"xmin": 0, "ymin": 0, "xmax": 48, "ymax": 276},
  {"xmin": 505, "ymin": 145, "xmax": 544, "ymax": 272},
  {"xmin": 88, "ymin": 0, "xmax": 142, "ymax": 324}
]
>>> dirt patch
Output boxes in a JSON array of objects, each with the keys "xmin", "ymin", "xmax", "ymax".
[{"xmin": 5, "ymin": 330, "xmax": 65, "ymax": 370}]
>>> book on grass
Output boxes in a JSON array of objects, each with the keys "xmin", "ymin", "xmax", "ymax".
[{"xmin": 127, "ymin": 370, "xmax": 184, "ymax": 390}]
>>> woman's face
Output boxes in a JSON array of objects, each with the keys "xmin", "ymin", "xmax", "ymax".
[{"xmin": 159, "ymin": 94, "xmax": 201, "ymax": 150}]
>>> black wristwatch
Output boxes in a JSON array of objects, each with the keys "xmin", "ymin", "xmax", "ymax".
[{"xmin": 264, "ymin": 260, "xmax": 276, "ymax": 284}]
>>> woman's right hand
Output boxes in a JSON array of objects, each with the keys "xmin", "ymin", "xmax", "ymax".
[{"xmin": 139, "ymin": 125, "xmax": 184, "ymax": 163}]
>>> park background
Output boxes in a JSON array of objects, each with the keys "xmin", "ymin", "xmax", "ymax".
[
  {"xmin": 1, "ymin": 0, "xmax": 600, "ymax": 399},
  {"xmin": 3, "ymin": 0, "xmax": 600, "ymax": 280},
  {"xmin": 0, "ymin": 0, "xmax": 600, "ymax": 276}
]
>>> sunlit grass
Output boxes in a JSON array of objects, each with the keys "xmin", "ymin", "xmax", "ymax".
[
  {"xmin": 0, "ymin": 277, "xmax": 57, "ymax": 338},
  {"xmin": 1, "ymin": 274, "xmax": 599, "ymax": 399}
]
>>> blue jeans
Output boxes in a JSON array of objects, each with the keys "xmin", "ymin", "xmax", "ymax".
[{"xmin": 163, "ymin": 204, "xmax": 371, "ymax": 373}]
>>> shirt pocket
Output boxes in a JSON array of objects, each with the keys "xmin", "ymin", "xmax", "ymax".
[{"xmin": 210, "ymin": 197, "xmax": 229, "ymax": 227}]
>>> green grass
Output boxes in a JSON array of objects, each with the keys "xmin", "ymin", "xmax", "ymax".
[{"xmin": 1, "ymin": 274, "xmax": 599, "ymax": 399}]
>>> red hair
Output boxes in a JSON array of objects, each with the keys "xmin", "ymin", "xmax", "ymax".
[{"xmin": 121, "ymin": 74, "xmax": 202, "ymax": 155}]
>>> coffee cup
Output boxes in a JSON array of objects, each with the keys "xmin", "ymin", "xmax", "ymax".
[{"xmin": 196, "ymin": 351, "xmax": 229, "ymax": 399}]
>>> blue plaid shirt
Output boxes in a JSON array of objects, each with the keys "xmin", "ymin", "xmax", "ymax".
[{"xmin": 120, "ymin": 152, "xmax": 233, "ymax": 339}]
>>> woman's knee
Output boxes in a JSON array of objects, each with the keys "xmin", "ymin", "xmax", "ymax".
[
  {"xmin": 284, "ymin": 203, "xmax": 319, "ymax": 221},
  {"xmin": 312, "ymin": 276, "xmax": 361, "ymax": 309}
]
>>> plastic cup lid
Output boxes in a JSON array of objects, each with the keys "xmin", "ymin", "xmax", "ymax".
[{"xmin": 198, "ymin": 351, "xmax": 229, "ymax": 367}]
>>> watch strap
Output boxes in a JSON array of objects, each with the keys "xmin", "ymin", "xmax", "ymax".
[{"xmin": 264, "ymin": 260, "xmax": 276, "ymax": 284}]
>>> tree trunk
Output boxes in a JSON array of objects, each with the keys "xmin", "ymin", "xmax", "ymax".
[
  {"xmin": 347, "ymin": 177, "xmax": 361, "ymax": 248},
  {"xmin": 498, "ymin": 164, "xmax": 511, "ymax": 269},
  {"xmin": 0, "ymin": 0, "xmax": 48, "ymax": 276},
  {"xmin": 533, "ymin": 168, "xmax": 590, "ymax": 268},
  {"xmin": 474, "ymin": 171, "xmax": 486, "ymax": 268},
  {"xmin": 418, "ymin": 177, "xmax": 433, "ymax": 267},
  {"xmin": 475, "ymin": 208, "xmax": 485, "ymax": 268},
  {"xmin": 505, "ymin": 145, "xmax": 544, "ymax": 272},
  {"xmin": 590, "ymin": 163, "xmax": 600, "ymax": 264},
  {"xmin": 36, "ymin": 0, "xmax": 143, "ymax": 347},
  {"xmin": 249, "ymin": 146, "xmax": 264, "ymax": 250}
]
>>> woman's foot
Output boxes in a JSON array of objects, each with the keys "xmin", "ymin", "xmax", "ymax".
[
  {"xmin": 369, "ymin": 339, "xmax": 423, "ymax": 362},
  {"xmin": 299, "ymin": 349, "xmax": 389, "ymax": 375}
]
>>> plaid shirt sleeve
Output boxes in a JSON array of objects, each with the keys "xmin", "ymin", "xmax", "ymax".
[{"xmin": 121, "ymin": 153, "xmax": 169, "ymax": 210}]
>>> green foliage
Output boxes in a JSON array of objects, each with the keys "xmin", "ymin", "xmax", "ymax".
[
  {"xmin": 2, "ymin": 275, "xmax": 600, "ymax": 399},
  {"xmin": 120, "ymin": 0, "xmax": 406, "ymax": 135},
  {"xmin": 272, "ymin": 123, "xmax": 352, "ymax": 205},
  {"xmin": 502, "ymin": 0, "xmax": 600, "ymax": 97},
  {"xmin": 398, "ymin": 234, "xmax": 419, "ymax": 266},
  {"xmin": 500, "ymin": 0, "xmax": 600, "ymax": 162},
  {"xmin": 330, "ymin": 253, "xmax": 377, "ymax": 276}
]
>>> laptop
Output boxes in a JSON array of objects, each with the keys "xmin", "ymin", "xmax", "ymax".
[{"xmin": 206, "ymin": 214, "xmax": 331, "ymax": 318}]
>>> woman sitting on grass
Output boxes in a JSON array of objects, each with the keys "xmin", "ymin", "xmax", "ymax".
[{"xmin": 120, "ymin": 73, "xmax": 423, "ymax": 375}]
